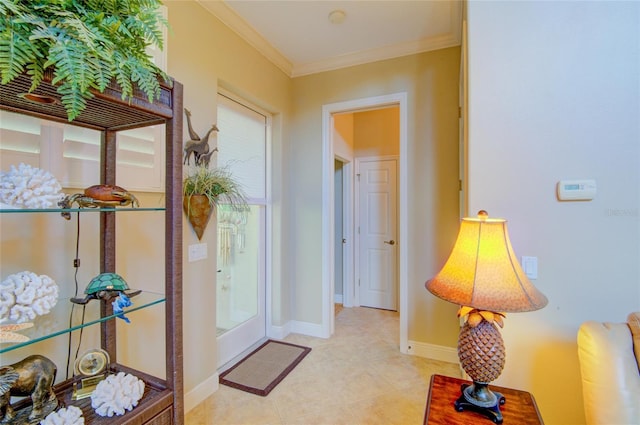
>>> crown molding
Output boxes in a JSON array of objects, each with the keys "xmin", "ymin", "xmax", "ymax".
[
  {"xmin": 198, "ymin": 0, "xmax": 462, "ymax": 78},
  {"xmin": 197, "ymin": 0, "xmax": 293, "ymax": 76},
  {"xmin": 291, "ymin": 32, "xmax": 461, "ymax": 77},
  {"xmin": 293, "ymin": 0, "xmax": 462, "ymax": 77}
]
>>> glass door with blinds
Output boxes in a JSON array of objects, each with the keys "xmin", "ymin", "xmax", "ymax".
[{"xmin": 215, "ymin": 92, "xmax": 269, "ymax": 368}]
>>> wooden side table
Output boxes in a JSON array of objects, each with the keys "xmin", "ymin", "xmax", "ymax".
[{"xmin": 424, "ymin": 374, "xmax": 544, "ymax": 425}]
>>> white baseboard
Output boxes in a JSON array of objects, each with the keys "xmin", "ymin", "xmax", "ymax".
[
  {"xmin": 334, "ymin": 294, "xmax": 343, "ymax": 304},
  {"xmin": 268, "ymin": 319, "xmax": 328, "ymax": 339},
  {"xmin": 184, "ymin": 372, "xmax": 219, "ymax": 414},
  {"xmin": 268, "ymin": 321, "xmax": 292, "ymax": 340},
  {"xmin": 292, "ymin": 320, "xmax": 328, "ymax": 338},
  {"xmin": 407, "ymin": 340, "xmax": 459, "ymax": 364}
]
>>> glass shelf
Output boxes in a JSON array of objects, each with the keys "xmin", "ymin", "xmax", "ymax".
[
  {"xmin": 0, "ymin": 207, "xmax": 165, "ymax": 214},
  {"xmin": 0, "ymin": 291, "xmax": 165, "ymax": 353}
]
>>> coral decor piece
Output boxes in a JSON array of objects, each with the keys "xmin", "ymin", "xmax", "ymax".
[
  {"xmin": 91, "ymin": 372, "xmax": 145, "ymax": 417},
  {"xmin": 0, "ymin": 271, "xmax": 59, "ymax": 323},
  {"xmin": 0, "ymin": 163, "xmax": 64, "ymax": 209},
  {"xmin": 41, "ymin": 406, "xmax": 85, "ymax": 425}
]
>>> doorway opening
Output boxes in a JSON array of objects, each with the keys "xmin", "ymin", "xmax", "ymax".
[{"xmin": 321, "ymin": 92, "xmax": 408, "ymax": 353}]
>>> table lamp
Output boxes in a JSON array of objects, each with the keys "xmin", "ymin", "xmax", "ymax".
[{"xmin": 426, "ymin": 210, "xmax": 548, "ymax": 424}]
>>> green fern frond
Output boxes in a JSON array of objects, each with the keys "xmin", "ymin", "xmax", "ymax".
[
  {"xmin": 48, "ymin": 39, "xmax": 92, "ymax": 92},
  {"xmin": 0, "ymin": 0, "xmax": 21, "ymax": 17},
  {"xmin": 26, "ymin": 60, "xmax": 44, "ymax": 92},
  {"xmin": 1, "ymin": 0, "xmax": 169, "ymax": 121},
  {"xmin": 129, "ymin": 62, "xmax": 160, "ymax": 102},
  {"xmin": 0, "ymin": 28, "xmax": 37, "ymax": 83},
  {"xmin": 126, "ymin": 10, "xmax": 164, "ymax": 50},
  {"xmin": 113, "ymin": 61, "xmax": 134, "ymax": 101},
  {"xmin": 52, "ymin": 10, "xmax": 106, "ymax": 50},
  {"xmin": 87, "ymin": 56, "xmax": 112, "ymax": 93},
  {"xmin": 57, "ymin": 81, "xmax": 91, "ymax": 121}
]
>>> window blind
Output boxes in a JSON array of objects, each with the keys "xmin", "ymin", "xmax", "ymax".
[{"xmin": 216, "ymin": 94, "xmax": 267, "ymax": 201}]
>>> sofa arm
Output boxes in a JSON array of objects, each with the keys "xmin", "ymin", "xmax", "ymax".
[{"xmin": 577, "ymin": 321, "xmax": 640, "ymax": 425}]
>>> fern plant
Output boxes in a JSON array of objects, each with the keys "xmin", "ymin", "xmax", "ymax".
[{"xmin": 0, "ymin": 0, "xmax": 169, "ymax": 121}]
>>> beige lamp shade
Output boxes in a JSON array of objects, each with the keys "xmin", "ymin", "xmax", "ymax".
[{"xmin": 426, "ymin": 211, "xmax": 548, "ymax": 312}]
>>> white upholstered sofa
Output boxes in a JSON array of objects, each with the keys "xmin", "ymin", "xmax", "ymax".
[{"xmin": 577, "ymin": 312, "xmax": 640, "ymax": 425}]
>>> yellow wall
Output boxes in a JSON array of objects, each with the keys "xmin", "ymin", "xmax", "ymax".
[
  {"xmin": 164, "ymin": 0, "xmax": 293, "ymax": 406},
  {"xmin": 354, "ymin": 107, "xmax": 400, "ymax": 157},
  {"xmin": 333, "ymin": 113, "xmax": 354, "ymax": 160},
  {"xmin": 290, "ymin": 47, "xmax": 461, "ymax": 344}
]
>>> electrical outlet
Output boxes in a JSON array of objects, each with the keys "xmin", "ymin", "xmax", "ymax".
[
  {"xmin": 521, "ymin": 256, "xmax": 538, "ymax": 279},
  {"xmin": 188, "ymin": 243, "xmax": 208, "ymax": 262}
]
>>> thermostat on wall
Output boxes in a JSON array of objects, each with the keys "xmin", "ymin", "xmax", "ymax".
[{"xmin": 556, "ymin": 179, "xmax": 597, "ymax": 201}]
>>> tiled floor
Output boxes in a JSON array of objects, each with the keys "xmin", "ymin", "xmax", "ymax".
[{"xmin": 186, "ymin": 306, "xmax": 461, "ymax": 425}]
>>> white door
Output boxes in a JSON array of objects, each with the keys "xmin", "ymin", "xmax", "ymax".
[
  {"xmin": 215, "ymin": 93, "xmax": 269, "ymax": 368},
  {"xmin": 216, "ymin": 205, "xmax": 266, "ymax": 368},
  {"xmin": 357, "ymin": 158, "xmax": 398, "ymax": 310}
]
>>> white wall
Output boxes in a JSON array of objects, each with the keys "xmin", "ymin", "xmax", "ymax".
[{"xmin": 467, "ymin": 2, "xmax": 640, "ymax": 424}]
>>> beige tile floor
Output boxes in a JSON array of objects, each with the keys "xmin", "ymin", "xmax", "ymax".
[{"xmin": 186, "ymin": 306, "xmax": 461, "ymax": 425}]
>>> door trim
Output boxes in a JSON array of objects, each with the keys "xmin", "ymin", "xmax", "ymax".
[
  {"xmin": 321, "ymin": 92, "xmax": 408, "ymax": 353},
  {"xmin": 335, "ymin": 157, "xmax": 354, "ymax": 309}
]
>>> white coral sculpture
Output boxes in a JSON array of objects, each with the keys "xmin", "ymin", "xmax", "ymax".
[
  {"xmin": 41, "ymin": 406, "xmax": 84, "ymax": 425},
  {"xmin": 0, "ymin": 163, "xmax": 64, "ymax": 208},
  {"xmin": 0, "ymin": 271, "xmax": 59, "ymax": 323},
  {"xmin": 91, "ymin": 372, "xmax": 145, "ymax": 417}
]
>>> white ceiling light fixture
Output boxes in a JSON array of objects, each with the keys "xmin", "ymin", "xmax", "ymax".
[{"xmin": 328, "ymin": 9, "xmax": 346, "ymax": 25}]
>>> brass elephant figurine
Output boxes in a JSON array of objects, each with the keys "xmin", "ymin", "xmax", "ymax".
[{"xmin": 0, "ymin": 355, "xmax": 58, "ymax": 423}]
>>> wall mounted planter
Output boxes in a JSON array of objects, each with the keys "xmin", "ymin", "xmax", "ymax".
[{"xmin": 183, "ymin": 195, "xmax": 213, "ymax": 240}]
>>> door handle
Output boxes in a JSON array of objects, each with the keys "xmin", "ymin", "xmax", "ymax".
[{"xmin": 384, "ymin": 240, "xmax": 395, "ymax": 245}]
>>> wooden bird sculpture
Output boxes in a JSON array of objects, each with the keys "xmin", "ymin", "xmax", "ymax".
[{"xmin": 183, "ymin": 108, "xmax": 219, "ymax": 166}]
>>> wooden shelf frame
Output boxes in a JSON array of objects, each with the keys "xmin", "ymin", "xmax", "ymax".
[{"xmin": 0, "ymin": 74, "xmax": 184, "ymax": 424}]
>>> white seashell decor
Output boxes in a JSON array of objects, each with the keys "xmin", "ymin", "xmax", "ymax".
[
  {"xmin": 0, "ymin": 162, "xmax": 64, "ymax": 208},
  {"xmin": 41, "ymin": 406, "xmax": 85, "ymax": 425},
  {"xmin": 0, "ymin": 271, "xmax": 59, "ymax": 323},
  {"xmin": 91, "ymin": 372, "xmax": 145, "ymax": 417}
]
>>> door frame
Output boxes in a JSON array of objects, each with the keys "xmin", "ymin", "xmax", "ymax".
[
  {"xmin": 354, "ymin": 155, "xmax": 399, "ymax": 309},
  {"xmin": 321, "ymin": 92, "xmax": 408, "ymax": 353},
  {"xmin": 334, "ymin": 157, "xmax": 353, "ymax": 308}
]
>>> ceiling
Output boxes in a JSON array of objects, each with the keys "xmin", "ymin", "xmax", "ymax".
[{"xmin": 197, "ymin": 1, "xmax": 463, "ymax": 77}]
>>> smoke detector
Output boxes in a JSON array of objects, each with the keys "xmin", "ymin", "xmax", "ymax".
[{"xmin": 328, "ymin": 10, "xmax": 346, "ymax": 25}]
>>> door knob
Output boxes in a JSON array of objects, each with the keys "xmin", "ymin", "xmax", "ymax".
[{"xmin": 384, "ymin": 240, "xmax": 395, "ymax": 245}]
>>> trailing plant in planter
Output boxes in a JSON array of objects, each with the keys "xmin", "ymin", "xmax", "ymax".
[
  {"xmin": 183, "ymin": 166, "xmax": 248, "ymax": 210},
  {"xmin": 183, "ymin": 165, "xmax": 248, "ymax": 240},
  {"xmin": 0, "ymin": 0, "xmax": 169, "ymax": 120}
]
